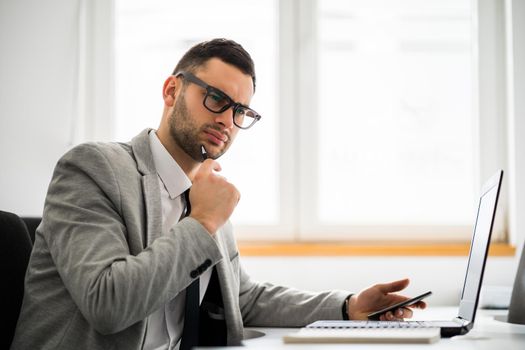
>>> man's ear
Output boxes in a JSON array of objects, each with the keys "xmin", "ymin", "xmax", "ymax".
[{"xmin": 163, "ymin": 76, "xmax": 178, "ymax": 106}]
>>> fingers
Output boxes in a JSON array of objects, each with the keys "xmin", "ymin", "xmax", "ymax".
[
  {"xmin": 197, "ymin": 159, "xmax": 222, "ymax": 176},
  {"xmin": 398, "ymin": 307, "xmax": 412, "ymax": 318},
  {"xmin": 380, "ymin": 307, "xmax": 413, "ymax": 321},
  {"xmin": 234, "ymin": 190, "xmax": 241, "ymax": 204},
  {"xmin": 188, "ymin": 158, "xmax": 239, "ymax": 234},
  {"xmin": 376, "ymin": 278, "xmax": 410, "ymax": 294},
  {"xmin": 413, "ymin": 301, "xmax": 427, "ymax": 309}
]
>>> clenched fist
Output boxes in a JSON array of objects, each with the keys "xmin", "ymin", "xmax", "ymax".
[{"xmin": 188, "ymin": 159, "xmax": 240, "ymax": 234}]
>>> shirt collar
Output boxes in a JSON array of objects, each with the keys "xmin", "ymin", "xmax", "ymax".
[{"xmin": 148, "ymin": 130, "xmax": 191, "ymax": 199}]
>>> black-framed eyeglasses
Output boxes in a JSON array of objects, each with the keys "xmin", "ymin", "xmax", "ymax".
[{"xmin": 174, "ymin": 71, "xmax": 261, "ymax": 130}]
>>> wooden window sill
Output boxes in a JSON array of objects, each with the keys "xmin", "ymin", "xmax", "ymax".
[{"xmin": 237, "ymin": 242, "xmax": 516, "ymax": 257}]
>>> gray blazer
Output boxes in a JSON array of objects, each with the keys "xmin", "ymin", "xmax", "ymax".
[{"xmin": 11, "ymin": 129, "xmax": 349, "ymax": 350}]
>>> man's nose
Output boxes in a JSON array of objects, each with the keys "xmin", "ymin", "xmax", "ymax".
[{"xmin": 214, "ymin": 107, "xmax": 235, "ymax": 129}]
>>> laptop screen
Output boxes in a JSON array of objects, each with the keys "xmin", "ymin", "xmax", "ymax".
[{"xmin": 457, "ymin": 170, "xmax": 503, "ymax": 322}]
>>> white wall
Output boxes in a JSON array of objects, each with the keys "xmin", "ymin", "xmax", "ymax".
[
  {"xmin": 242, "ymin": 255, "xmax": 517, "ymax": 306},
  {"xmin": 0, "ymin": 0, "xmax": 523, "ymax": 306},
  {"xmin": 0, "ymin": 0, "xmax": 80, "ymax": 216}
]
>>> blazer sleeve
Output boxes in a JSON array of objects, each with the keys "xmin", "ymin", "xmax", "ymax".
[
  {"xmin": 42, "ymin": 143, "xmax": 223, "ymax": 334},
  {"xmin": 237, "ymin": 261, "xmax": 351, "ymax": 327}
]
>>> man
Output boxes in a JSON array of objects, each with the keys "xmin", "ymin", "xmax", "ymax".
[{"xmin": 11, "ymin": 39, "xmax": 424, "ymax": 350}]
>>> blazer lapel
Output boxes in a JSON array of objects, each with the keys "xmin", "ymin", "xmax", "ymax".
[
  {"xmin": 130, "ymin": 129, "xmax": 163, "ymax": 247},
  {"xmin": 142, "ymin": 174, "xmax": 162, "ymax": 246}
]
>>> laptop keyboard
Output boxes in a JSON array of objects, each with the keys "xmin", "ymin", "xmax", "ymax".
[{"xmin": 307, "ymin": 321, "xmax": 436, "ymax": 329}]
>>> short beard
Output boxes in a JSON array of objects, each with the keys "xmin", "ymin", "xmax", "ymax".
[{"xmin": 168, "ymin": 90, "xmax": 229, "ymax": 161}]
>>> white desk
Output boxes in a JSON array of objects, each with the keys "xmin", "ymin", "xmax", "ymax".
[{"xmin": 203, "ymin": 307, "xmax": 525, "ymax": 349}]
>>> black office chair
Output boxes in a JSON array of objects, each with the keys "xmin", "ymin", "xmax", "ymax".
[
  {"xmin": 21, "ymin": 216, "xmax": 41, "ymax": 244},
  {"xmin": 0, "ymin": 211, "xmax": 33, "ymax": 349}
]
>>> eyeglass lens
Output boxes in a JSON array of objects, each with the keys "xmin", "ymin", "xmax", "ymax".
[
  {"xmin": 204, "ymin": 92, "xmax": 257, "ymax": 129},
  {"xmin": 233, "ymin": 107, "xmax": 257, "ymax": 129}
]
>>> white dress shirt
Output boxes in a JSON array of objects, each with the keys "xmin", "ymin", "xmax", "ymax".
[{"xmin": 144, "ymin": 130, "xmax": 212, "ymax": 350}]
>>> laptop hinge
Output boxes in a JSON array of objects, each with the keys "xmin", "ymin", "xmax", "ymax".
[{"xmin": 453, "ymin": 317, "xmax": 471, "ymax": 326}]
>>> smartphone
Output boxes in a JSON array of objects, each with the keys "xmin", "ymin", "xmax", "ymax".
[{"xmin": 367, "ymin": 291, "xmax": 432, "ymax": 320}]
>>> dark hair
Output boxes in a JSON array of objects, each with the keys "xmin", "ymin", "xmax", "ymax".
[{"xmin": 172, "ymin": 38, "xmax": 256, "ymax": 91}]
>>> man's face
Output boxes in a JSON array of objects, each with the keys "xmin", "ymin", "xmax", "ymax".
[{"xmin": 168, "ymin": 58, "xmax": 254, "ymax": 161}]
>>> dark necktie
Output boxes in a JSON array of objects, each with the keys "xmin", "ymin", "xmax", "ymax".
[{"xmin": 180, "ymin": 189, "xmax": 199, "ymax": 350}]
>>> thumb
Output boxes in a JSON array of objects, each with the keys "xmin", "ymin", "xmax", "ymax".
[{"xmin": 377, "ymin": 278, "xmax": 410, "ymax": 294}]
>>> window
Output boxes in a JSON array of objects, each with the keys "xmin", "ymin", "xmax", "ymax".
[
  {"xmin": 113, "ymin": 0, "xmax": 506, "ymax": 242},
  {"xmin": 300, "ymin": 0, "xmax": 477, "ymax": 240}
]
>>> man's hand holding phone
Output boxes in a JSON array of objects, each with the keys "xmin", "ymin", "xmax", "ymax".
[
  {"xmin": 347, "ymin": 279, "xmax": 428, "ymax": 321},
  {"xmin": 367, "ymin": 291, "xmax": 432, "ymax": 320}
]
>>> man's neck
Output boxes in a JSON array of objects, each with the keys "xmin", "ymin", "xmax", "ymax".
[{"xmin": 154, "ymin": 129, "xmax": 200, "ymax": 181}]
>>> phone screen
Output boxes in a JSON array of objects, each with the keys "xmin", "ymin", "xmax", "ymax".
[{"xmin": 367, "ymin": 291, "xmax": 432, "ymax": 320}]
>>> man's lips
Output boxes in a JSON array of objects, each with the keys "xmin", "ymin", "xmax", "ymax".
[{"xmin": 204, "ymin": 129, "xmax": 229, "ymax": 145}]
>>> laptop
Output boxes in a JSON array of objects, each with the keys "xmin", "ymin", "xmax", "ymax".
[{"xmin": 286, "ymin": 170, "xmax": 503, "ymax": 342}]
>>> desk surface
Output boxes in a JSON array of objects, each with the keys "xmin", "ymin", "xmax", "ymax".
[{"xmin": 203, "ymin": 307, "xmax": 525, "ymax": 349}]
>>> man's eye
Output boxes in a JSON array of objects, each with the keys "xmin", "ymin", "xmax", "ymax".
[{"xmin": 209, "ymin": 93, "xmax": 225, "ymax": 103}]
